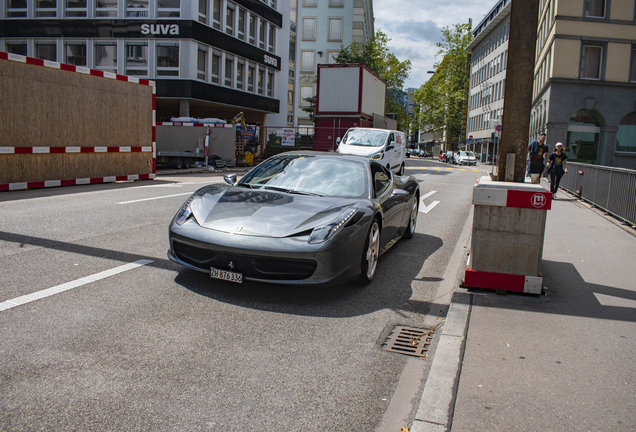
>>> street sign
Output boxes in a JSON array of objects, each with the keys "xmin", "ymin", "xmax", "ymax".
[
  {"xmin": 469, "ymin": 135, "xmax": 473, "ymax": 140},
  {"xmin": 495, "ymin": 125, "xmax": 502, "ymax": 132}
]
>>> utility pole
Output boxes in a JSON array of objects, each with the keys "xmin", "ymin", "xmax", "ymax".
[{"xmin": 497, "ymin": 0, "xmax": 540, "ymax": 182}]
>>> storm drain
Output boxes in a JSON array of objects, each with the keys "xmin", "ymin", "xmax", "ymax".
[{"xmin": 382, "ymin": 325, "xmax": 434, "ymax": 358}]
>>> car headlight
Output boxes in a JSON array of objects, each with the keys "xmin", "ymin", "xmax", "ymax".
[
  {"xmin": 308, "ymin": 209, "xmax": 357, "ymax": 244},
  {"xmin": 370, "ymin": 151, "xmax": 384, "ymax": 160},
  {"xmin": 174, "ymin": 194, "xmax": 196, "ymax": 226}
]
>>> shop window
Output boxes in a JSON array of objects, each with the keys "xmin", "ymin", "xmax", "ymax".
[
  {"xmin": 96, "ymin": 0, "xmax": 118, "ymax": 17},
  {"xmin": 125, "ymin": 42, "xmax": 148, "ymax": 76},
  {"xmin": 580, "ymin": 44, "xmax": 603, "ymax": 79},
  {"xmin": 36, "ymin": 0, "xmax": 57, "ymax": 17},
  {"xmin": 127, "ymin": 0, "xmax": 148, "ymax": 17},
  {"xmin": 95, "ymin": 42, "xmax": 117, "ymax": 72},
  {"xmin": 566, "ymin": 109, "xmax": 602, "ymax": 163},
  {"xmin": 157, "ymin": 43, "xmax": 179, "ymax": 76},
  {"xmin": 65, "ymin": 42, "xmax": 87, "ymax": 66},
  {"xmin": 158, "ymin": 0, "xmax": 180, "ymax": 17},
  {"xmin": 584, "ymin": 0, "xmax": 605, "ymax": 18},
  {"xmin": 616, "ymin": 112, "xmax": 636, "ymax": 152},
  {"xmin": 35, "ymin": 42, "xmax": 57, "ymax": 61},
  {"xmin": 6, "ymin": 0, "xmax": 27, "ymax": 17},
  {"xmin": 66, "ymin": 0, "xmax": 87, "ymax": 17}
]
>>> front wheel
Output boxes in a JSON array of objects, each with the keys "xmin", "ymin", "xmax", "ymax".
[
  {"xmin": 358, "ymin": 219, "xmax": 381, "ymax": 284},
  {"xmin": 398, "ymin": 163, "xmax": 405, "ymax": 176},
  {"xmin": 403, "ymin": 194, "xmax": 419, "ymax": 239}
]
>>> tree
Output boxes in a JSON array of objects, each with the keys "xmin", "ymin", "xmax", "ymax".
[
  {"xmin": 335, "ymin": 30, "xmax": 412, "ymax": 128},
  {"xmin": 413, "ymin": 23, "xmax": 472, "ymax": 150}
]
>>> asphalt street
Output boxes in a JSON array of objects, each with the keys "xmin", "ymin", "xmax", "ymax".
[{"xmin": 0, "ymin": 157, "xmax": 486, "ymax": 431}]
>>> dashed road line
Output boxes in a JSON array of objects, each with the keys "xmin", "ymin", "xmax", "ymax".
[
  {"xmin": 420, "ymin": 190, "xmax": 440, "ymax": 214},
  {"xmin": 0, "ymin": 259, "xmax": 153, "ymax": 312},
  {"xmin": 118, "ymin": 192, "xmax": 192, "ymax": 204}
]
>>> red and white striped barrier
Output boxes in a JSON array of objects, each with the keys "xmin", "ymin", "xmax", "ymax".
[
  {"xmin": 0, "ymin": 51, "xmax": 156, "ymax": 192},
  {"xmin": 156, "ymin": 122, "xmax": 233, "ymax": 127}
]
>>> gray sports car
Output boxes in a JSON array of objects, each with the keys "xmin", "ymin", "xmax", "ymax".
[{"xmin": 168, "ymin": 151, "xmax": 420, "ymax": 285}]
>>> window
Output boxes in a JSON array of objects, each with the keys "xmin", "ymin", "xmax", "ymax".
[
  {"xmin": 211, "ymin": 53, "xmax": 220, "ymax": 83},
  {"xmin": 248, "ymin": 64, "xmax": 255, "ymax": 92},
  {"xmin": 65, "ymin": 42, "xmax": 86, "ymax": 66},
  {"xmin": 197, "ymin": 47, "xmax": 207, "ymax": 80},
  {"xmin": 6, "ymin": 0, "xmax": 27, "ymax": 17},
  {"xmin": 616, "ymin": 112, "xmax": 636, "ymax": 152},
  {"xmin": 225, "ymin": 57, "xmax": 233, "ymax": 86},
  {"xmin": 238, "ymin": 9, "xmax": 246, "ymax": 40},
  {"xmin": 35, "ymin": 42, "xmax": 56, "ymax": 61},
  {"xmin": 303, "ymin": 0, "xmax": 316, "ymax": 5},
  {"xmin": 66, "ymin": 0, "xmax": 87, "ymax": 17},
  {"xmin": 289, "ymin": 33, "xmax": 296, "ymax": 69},
  {"xmin": 328, "ymin": 18, "xmax": 342, "ymax": 41},
  {"xmin": 268, "ymin": 24, "xmax": 275, "ymax": 53},
  {"xmin": 198, "ymin": 0, "xmax": 208, "ymax": 23},
  {"xmin": 258, "ymin": 68, "xmax": 264, "ymax": 94},
  {"xmin": 36, "ymin": 0, "xmax": 57, "ymax": 17},
  {"xmin": 212, "ymin": 0, "xmax": 221, "ymax": 30},
  {"xmin": 96, "ymin": 0, "xmax": 118, "ymax": 17},
  {"xmin": 226, "ymin": 3, "xmax": 235, "ymax": 36},
  {"xmin": 580, "ymin": 44, "xmax": 603, "ymax": 79},
  {"xmin": 630, "ymin": 47, "xmax": 636, "ymax": 82},
  {"xmin": 259, "ymin": 19, "xmax": 265, "ymax": 49},
  {"xmin": 584, "ymin": 0, "xmax": 605, "ymax": 18},
  {"xmin": 300, "ymin": 86, "xmax": 313, "ymax": 106},
  {"xmin": 125, "ymin": 42, "xmax": 148, "ymax": 76},
  {"xmin": 6, "ymin": 41, "xmax": 27, "ymax": 55},
  {"xmin": 127, "ymin": 0, "xmax": 148, "ymax": 17},
  {"xmin": 157, "ymin": 43, "xmax": 179, "ymax": 76},
  {"xmin": 237, "ymin": 61, "xmax": 244, "ymax": 89},
  {"xmin": 328, "ymin": 50, "xmax": 339, "ymax": 64},
  {"xmin": 302, "ymin": 18, "xmax": 316, "ymax": 40},
  {"xmin": 267, "ymin": 70, "xmax": 274, "ymax": 96},
  {"xmin": 249, "ymin": 15, "xmax": 256, "ymax": 45},
  {"xmin": 95, "ymin": 42, "xmax": 117, "ymax": 71},
  {"xmin": 566, "ymin": 109, "xmax": 601, "ymax": 163},
  {"xmin": 158, "ymin": 0, "xmax": 180, "ymax": 17},
  {"xmin": 301, "ymin": 50, "xmax": 315, "ymax": 73},
  {"xmin": 329, "ymin": 0, "xmax": 343, "ymax": 6}
]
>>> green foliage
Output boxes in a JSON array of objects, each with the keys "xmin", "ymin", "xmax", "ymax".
[
  {"xmin": 335, "ymin": 30, "xmax": 411, "ymax": 128},
  {"xmin": 413, "ymin": 23, "xmax": 473, "ymax": 145}
]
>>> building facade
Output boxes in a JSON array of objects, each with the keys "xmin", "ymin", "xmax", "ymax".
[
  {"xmin": 531, "ymin": 0, "xmax": 636, "ymax": 169},
  {"xmin": 0, "ymin": 0, "xmax": 293, "ymax": 127},
  {"xmin": 466, "ymin": 0, "xmax": 510, "ymax": 159},
  {"xmin": 296, "ymin": 0, "xmax": 374, "ymax": 127}
]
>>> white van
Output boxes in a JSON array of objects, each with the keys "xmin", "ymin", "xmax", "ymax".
[{"xmin": 336, "ymin": 128, "xmax": 407, "ymax": 175}]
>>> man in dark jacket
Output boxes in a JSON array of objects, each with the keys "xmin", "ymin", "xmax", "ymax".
[{"xmin": 528, "ymin": 133, "xmax": 548, "ymax": 184}]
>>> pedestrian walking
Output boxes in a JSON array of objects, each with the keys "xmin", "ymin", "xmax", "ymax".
[
  {"xmin": 528, "ymin": 133, "xmax": 548, "ymax": 184},
  {"xmin": 546, "ymin": 142, "xmax": 568, "ymax": 199}
]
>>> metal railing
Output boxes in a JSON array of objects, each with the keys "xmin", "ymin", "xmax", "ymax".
[{"xmin": 560, "ymin": 162, "xmax": 636, "ymax": 226}]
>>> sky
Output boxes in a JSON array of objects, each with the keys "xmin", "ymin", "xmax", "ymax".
[{"xmin": 373, "ymin": 0, "xmax": 499, "ymax": 90}]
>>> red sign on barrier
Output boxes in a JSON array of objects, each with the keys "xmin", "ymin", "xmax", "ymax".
[{"xmin": 506, "ymin": 190, "xmax": 552, "ymax": 210}]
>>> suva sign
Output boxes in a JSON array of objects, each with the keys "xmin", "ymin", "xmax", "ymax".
[
  {"xmin": 263, "ymin": 54, "xmax": 278, "ymax": 68},
  {"xmin": 141, "ymin": 24, "xmax": 179, "ymax": 35}
]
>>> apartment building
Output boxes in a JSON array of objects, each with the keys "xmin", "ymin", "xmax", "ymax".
[
  {"xmin": 531, "ymin": 0, "xmax": 636, "ymax": 168},
  {"xmin": 296, "ymin": 0, "xmax": 374, "ymax": 127},
  {"xmin": 0, "ymin": 0, "xmax": 294, "ymax": 126}
]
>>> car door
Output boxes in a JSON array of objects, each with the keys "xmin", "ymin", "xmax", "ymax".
[
  {"xmin": 371, "ymin": 162, "xmax": 405, "ymax": 248},
  {"xmin": 386, "ymin": 132, "xmax": 397, "ymax": 171}
]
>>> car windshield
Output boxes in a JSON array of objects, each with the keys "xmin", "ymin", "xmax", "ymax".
[
  {"xmin": 238, "ymin": 155, "xmax": 368, "ymax": 198},
  {"xmin": 341, "ymin": 129, "xmax": 388, "ymax": 147},
  {"xmin": 466, "ymin": 151, "xmax": 475, "ymax": 157}
]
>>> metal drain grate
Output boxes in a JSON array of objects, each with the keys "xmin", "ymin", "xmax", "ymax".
[{"xmin": 383, "ymin": 325, "xmax": 434, "ymax": 358}]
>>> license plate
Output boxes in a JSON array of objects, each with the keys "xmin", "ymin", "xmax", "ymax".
[{"xmin": 210, "ymin": 267, "xmax": 243, "ymax": 283}]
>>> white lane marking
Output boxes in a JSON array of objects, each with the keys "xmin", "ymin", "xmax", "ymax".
[
  {"xmin": 118, "ymin": 192, "xmax": 193, "ymax": 204},
  {"xmin": 422, "ymin": 191, "xmax": 437, "ymax": 200},
  {"xmin": 0, "ymin": 260, "xmax": 153, "ymax": 312},
  {"xmin": 420, "ymin": 201, "xmax": 440, "ymax": 214}
]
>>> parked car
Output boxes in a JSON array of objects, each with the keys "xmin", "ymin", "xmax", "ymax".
[
  {"xmin": 455, "ymin": 151, "xmax": 477, "ymax": 166},
  {"xmin": 168, "ymin": 151, "xmax": 421, "ymax": 285}
]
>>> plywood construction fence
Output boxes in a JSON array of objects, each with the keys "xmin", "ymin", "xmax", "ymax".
[{"xmin": 0, "ymin": 52, "xmax": 155, "ymax": 191}]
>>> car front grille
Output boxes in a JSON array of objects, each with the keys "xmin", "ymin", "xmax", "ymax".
[{"xmin": 173, "ymin": 240, "xmax": 317, "ymax": 280}]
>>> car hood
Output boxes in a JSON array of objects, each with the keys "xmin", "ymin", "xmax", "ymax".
[
  {"xmin": 189, "ymin": 184, "xmax": 359, "ymax": 238},
  {"xmin": 337, "ymin": 144, "xmax": 382, "ymax": 157}
]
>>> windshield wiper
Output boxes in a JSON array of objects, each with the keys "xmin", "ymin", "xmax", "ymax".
[
  {"xmin": 236, "ymin": 183, "xmax": 256, "ymax": 189},
  {"xmin": 263, "ymin": 186, "xmax": 322, "ymax": 196}
]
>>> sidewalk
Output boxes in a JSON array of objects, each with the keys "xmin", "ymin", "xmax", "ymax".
[{"xmin": 413, "ymin": 179, "xmax": 636, "ymax": 431}]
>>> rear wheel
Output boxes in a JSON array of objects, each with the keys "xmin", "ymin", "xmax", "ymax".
[
  {"xmin": 174, "ymin": 158, "xmax": 184, "ymax": 169},
  {"xmin": 183, "ymin": 158, "xmax": 192, "ymax": 169},
  {"xmin": 403, "ymin": 193, "xmax": 419, "ymax": 239},
  {"xmin": 359, "ymin": 219, "xmax": 381, "ymax": 284}
]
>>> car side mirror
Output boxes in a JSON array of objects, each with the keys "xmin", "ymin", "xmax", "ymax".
[
  {"xmin": 391, "ymin": 189, "xmax": 409, "ymax": 198},
  {"xmin": 224, "ymin": 173, "xmax": 237, "ymax": 185},
  {"xmin": 386, "ymin": 141, "xmax": 395, "ymax": 151}
]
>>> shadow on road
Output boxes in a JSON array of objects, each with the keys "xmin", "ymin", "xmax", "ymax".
[{"xmin": 175, "ymin": 233, "xmax": 444, "ymax": 318}]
